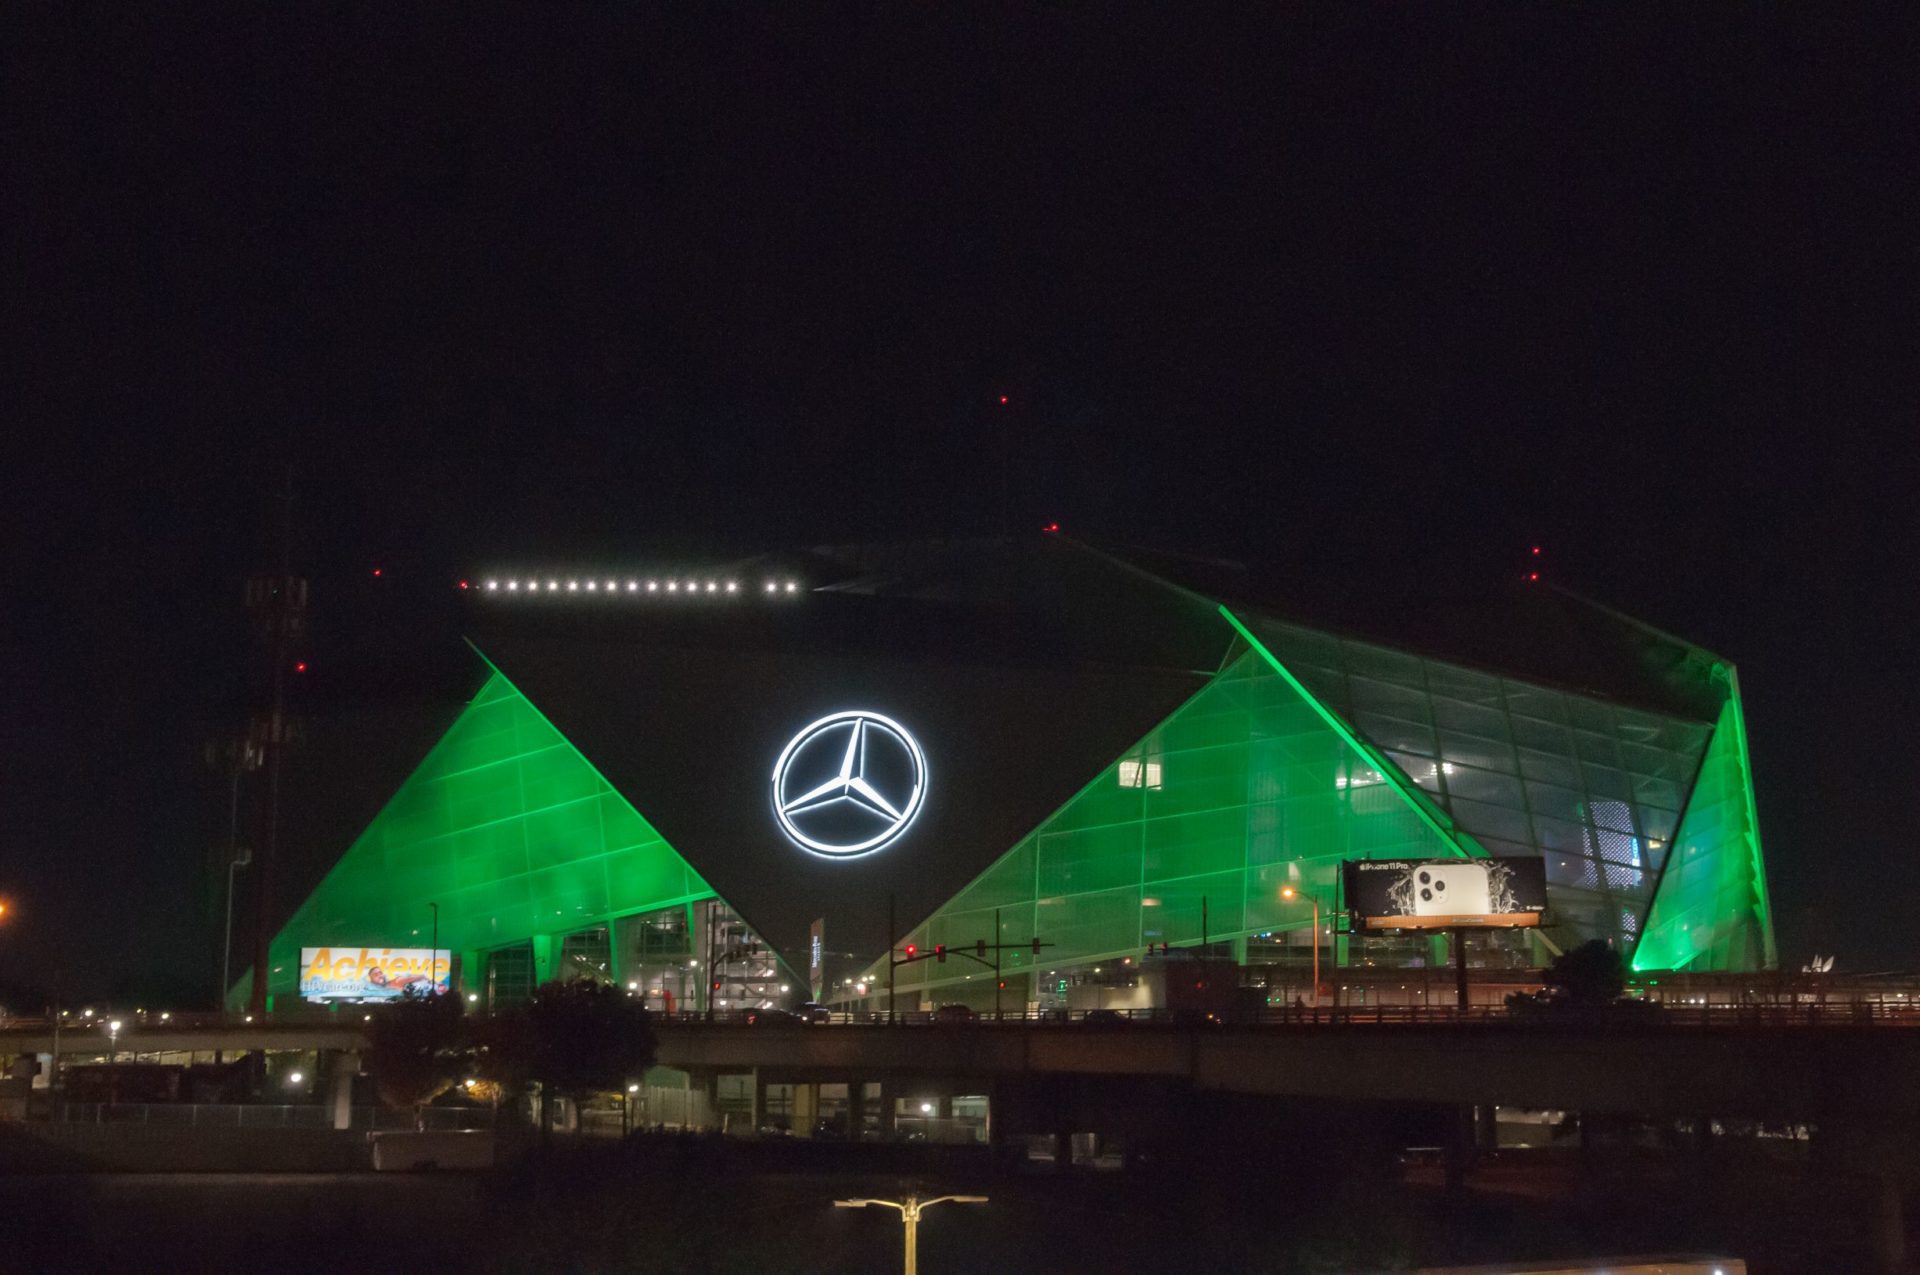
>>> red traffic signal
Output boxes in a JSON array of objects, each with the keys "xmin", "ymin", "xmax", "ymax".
[
  {"xmin": 934, "ymin": 944, "xmax": 947, "ymax": 963},
  {"xmin": 903, "ymin": 944, "xmax": 917, "ymax": 959}
]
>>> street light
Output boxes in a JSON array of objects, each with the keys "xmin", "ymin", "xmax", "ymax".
[
  {"xmin": 106, "ymin": 1018, "xmax": 124, "ymax": 1107},
  {"xmin": 834, "ymin": 1194, "xmax": 987, "ymax": 1275},
  {"xmin": 1279, "ymin": 887, "xmax": 1325, "ymax": 1008}
]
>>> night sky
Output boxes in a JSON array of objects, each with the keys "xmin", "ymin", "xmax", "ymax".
[{"xmin": 3, "ymin": 8, "xmax": 1911, "ymax": 1003}]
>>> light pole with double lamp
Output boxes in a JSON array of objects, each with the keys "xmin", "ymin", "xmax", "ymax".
[
  {"xmin": 834, "ymin": 1193, "xmax": 987, "ymax": 1275},
  {"xmin": 1279, "ymin": 886, "xmax": 1325, "ymax": 1009}
]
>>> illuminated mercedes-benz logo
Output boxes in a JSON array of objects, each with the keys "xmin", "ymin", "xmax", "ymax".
[{"xmin": 771, "ymin": 711, "xmax": 927, "ymax": 858}]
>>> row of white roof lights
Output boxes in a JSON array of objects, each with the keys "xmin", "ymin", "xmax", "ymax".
[{"xmin": 483, "ymin": 578, "xmax": 801, "ymax": 595}]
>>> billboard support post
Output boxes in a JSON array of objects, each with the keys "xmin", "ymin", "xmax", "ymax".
[{"xmin": 1453, "ymin": 927, "xmax": 1469, "ymax": 1010}]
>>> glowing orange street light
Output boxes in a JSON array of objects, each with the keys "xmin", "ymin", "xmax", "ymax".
[
  {"xmin": 1280, "ymin": 886, "xmax": 1325, "ymax": 1008},
  {"xmin": 835, "ymin": 1194, "xmax": 987, "ymax": 1275}
]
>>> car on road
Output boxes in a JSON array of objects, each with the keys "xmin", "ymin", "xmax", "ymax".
[
  {"xmin": 1081, "ymin": 1008, "xmax": 1129, "ymax": 1026},
  {"xmin": 931, "ymin": 1003, "xmax": 976, "ymax": 1024},
  {"xmin": 795, "ymin": 1002, "xmax": 833, "ymax": 1024},
  {"xmin": 744, "ymin": 1008, "xmax": 803, "ymax": 1027}
]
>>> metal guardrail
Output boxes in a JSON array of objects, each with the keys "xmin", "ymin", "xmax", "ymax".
[
  {"xmin": 8, "ymin": 1002, "xmax": 1919, "ymax": 1037},
  {"xmin": 50, "ymin": 1103, "xmax": 497, "ymax": 1130},
  {"xmin": 651, "ymin": 1003, "xmax": 1920, "ymax": 1029}
]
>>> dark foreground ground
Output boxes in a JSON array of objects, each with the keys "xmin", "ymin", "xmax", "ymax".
[{"xmin": 0, "ymin": 1136, "xmax": 1900, "ymax": 1274}]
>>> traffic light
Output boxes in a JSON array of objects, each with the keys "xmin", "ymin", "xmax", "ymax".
[
  {"xmin": 903, "ymin": 944, "xmax": 917, "ymax": 959},
  {"xmin": 934, "ymin": 944, "xmax": 947, "ymax": 963},
  {"xmin": 976, "ymin": 939, "xmax": 987, "ymax": 958},
  {"xmin": 1031, "ymin": 938, "xmax": 1042, "ymax": 954},
  {"xmin": 997, "ymin": 981, "xmax": 1007, "ymax": 990}
]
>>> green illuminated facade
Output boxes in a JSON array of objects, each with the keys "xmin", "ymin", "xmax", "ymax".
[
  {"xmin": 265, "ymin": 540, "xmax": 1775, "ymax": 1013},
  {"xmin": 876, "ymin": 605, "xmax": 1771, "ymax": 1001},
  {"xmin": 260, "ymin": 667, "xmax": 786, "ymax": 1009},
  {"xmin": 1631, "ymin": 667, "xmax": 1775, "ymax": 972}
]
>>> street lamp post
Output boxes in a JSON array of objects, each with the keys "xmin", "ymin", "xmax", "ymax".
[
  {"xmin": 107, "ymin": 1018, "xmax": 123, "ymax": 1107},
  {"xmin": 1279, "ymin": 887, "xmax": 1323, "ymax": 1009},
  {"xmin": 835, "ymin": 1194, "xmax": 988, "ymax": 1275},
  {"xmin": 222, "ymin": 846, "xmax": 251, "ymax": 1014}
]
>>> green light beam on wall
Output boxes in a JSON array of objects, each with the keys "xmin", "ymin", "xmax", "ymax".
[
  {"xmin": 1219, "ymin": 605, "xmax": 1483, "ymax": 860},
  {"xmin": 1724, "ymin": 665, "xmax": 1777, "ymax": 967},
  {"xmin": 1629, "ymin": 662, "xmax": 1774, "ymax": 973},
  {"xmin": 263, "ymin": 652, "xmax": 729, "ymax": 1002}
]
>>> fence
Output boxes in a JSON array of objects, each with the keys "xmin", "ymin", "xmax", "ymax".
[{"xmin": 52, "ymin": 1102, "xmax": 497, "ymax": 1130}]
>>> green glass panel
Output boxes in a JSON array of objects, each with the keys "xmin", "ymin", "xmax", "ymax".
[
  {"xmin": 1251, "ymin": 612, "xmax": 1717, "ymax": 955},
  {"xmin": 879, "ymin": 638, "xmax": 1466, "ymax": 995},
  {"xmin": 1632, "ymin": 676, "xmax": 1775, "ymax": 972},
  {"xmin": 262, "ymin": 668, "xmax": 717, "ymax": 1001}
]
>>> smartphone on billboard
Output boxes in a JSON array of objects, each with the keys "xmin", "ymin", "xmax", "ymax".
[{"xmin": 1410, "ymin": 863, "xmax": 1492, "ymax": 917}]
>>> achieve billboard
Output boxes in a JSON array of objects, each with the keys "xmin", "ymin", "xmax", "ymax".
[
  {"xmin": 1343, "ymin": 858, "xmax": 1547, "ymax": 931},
  {"xmin": 299, "ymin": 947, "xmax": 451, "ymax": 1002}
]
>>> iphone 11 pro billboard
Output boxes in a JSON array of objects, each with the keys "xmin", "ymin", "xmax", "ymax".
[{"xmin": 1343, "ymin": 858, "xmax": 1548, "ymax": 930}]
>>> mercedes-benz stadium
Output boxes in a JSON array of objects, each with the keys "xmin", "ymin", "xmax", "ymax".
[{"xmin": 248, "ymin": 535, "xmax": 1773, "ymax": 1017}]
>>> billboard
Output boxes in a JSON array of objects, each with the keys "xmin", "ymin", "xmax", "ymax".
[
  {"xmin": 300, "ymin": 947, "xmax": 450, "ymax": 1002},
  {"xmin": 1343, "ymin": 858, "xmax": 1547, "ymax": 930}
]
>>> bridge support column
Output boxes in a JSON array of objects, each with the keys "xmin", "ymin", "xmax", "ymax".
[
  {"xmin": 877, "ymin": 1077, "xmax": 898, "ymax": 1138},
  {"xmin": 1443, "ymin": 1104, "xmax": 1473, "ymax": 1193},
  {"xmin": 793, "ymin": 1082, "xmax": 817, "ymax": 1137},
  {"xmin": 749, "ymin": 1069, "xmax": 765, "ymax": 1135},
  {"xmin": 847, "ymin": 1080, "xmax": 867, "ymax": 1140},
  {"xmin": 1475, "ymin": 1103, "xmax": 1498, "ymax": 1154},
  {"xmin": 327, "ymin": 1050, "xmax": 356, "ymax": 1130},
  {"xmin": 689, "ymin": 1070, "xmax": 719, "ymax": 1131}
]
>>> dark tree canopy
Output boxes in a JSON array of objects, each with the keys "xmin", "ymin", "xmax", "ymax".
[
  {"xmin": 1540, "ymin": 940, "xmax": 1629, "ymax": 1008},
  {"xmin": 365, "ymin": 989, "xmax": 469, "ymax": 1119},
  {"xmin": 491, "ymin": 979, "xmax": 657, "ymax": 1103}
]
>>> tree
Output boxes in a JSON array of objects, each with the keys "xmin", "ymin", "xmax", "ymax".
[
  {"xmin": 1507, "ymin": 939, "xmax": 1640, "ymax": 1021},
  {"xmin": 486, "ymin": 979, "xmax": 657, "ymax": 1138},
  {"xmin": 1540, "ymin": 939, "xmax": 1627, "ymax": 1008},
  {"xmin": 365, "ymin": 988, "xmax": 469, "ymax": 1129}
]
